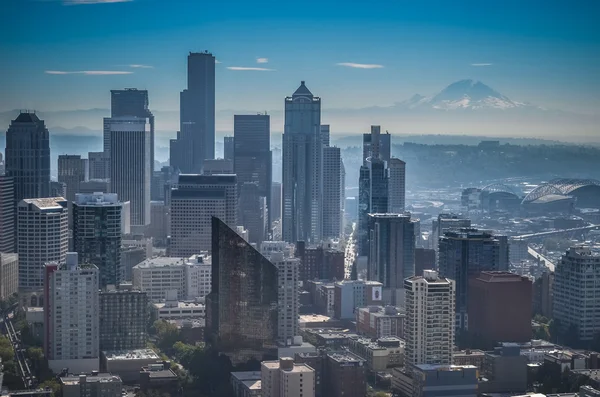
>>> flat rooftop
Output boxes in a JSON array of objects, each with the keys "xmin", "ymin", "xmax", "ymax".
[
  {"xmin": 153, "ymin": 302, "xmax": 205, "ymax": 309},
  {"xmin": 134, "ymin": 257, "xmax": 186, "ymax": 269},
  {"xmin": 327, "ymin": 352, "xmax": 364, "ymax": 364},
  {"xmin": 231, "ymin": 371, "xmax": 261, "ymax": 381},
  {"xmin": 103, "ymin": 349, "xmax": 159, "ymax": 361},
  {"xmin": 60, "ymin": 373, "xmax": 121, "ymax": 385},
  {"xmin": 262, "ymin": 361, "xmax": 314, "ymax": 373},
  {"xmin": 299, "ymin": 314, "xmax": 332, "ymax": 323}
]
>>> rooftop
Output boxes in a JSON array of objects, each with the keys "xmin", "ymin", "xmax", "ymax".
[
  {"xmin": 415, "ymin": 364, "xmax": 478, "ymax": 372},
  {"xmin": 14, "ymin": 112, "xmax": 41, "ymax": 123},
  {"xmin": 153, "ymin": 301, "xmax": 205, "ymax": 309},
  {"xmin": 103, "ymin": 349, "xmax": 159, "ymax": 361},
  {"xmin": 327, "ymin": 352, "xmax": 365, "ymax": 364},
  {"xmin": 261, "ymin": 361, "xmax": 314, "ymax": 373},
  {"xmin": 60, "ymin": 373, "xmax": 122, "ymax": 385},
  {"xmin": 134, "ymin": 257, "xmax": 187, "ymax": 269},
  {"xmin": 20, "ymin": 197, "xmax": 66, "ymax": 211},
  {"xmin": 231, "ymin": 371, "xmax": 261, "ymax": 382}
]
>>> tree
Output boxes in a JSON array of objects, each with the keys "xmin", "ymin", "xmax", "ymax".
[{"xmin": 39, "ymin": 379, "xmax": 61, "ymax": 397}]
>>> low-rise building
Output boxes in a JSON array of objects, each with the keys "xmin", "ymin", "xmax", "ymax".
[
  {"xmin": 231, "ymin": 371, "xmax": 262, "ymax": 397},
  {"xmin": 356, "ymin": 306, "xmax": 405, "ymax": 339},
  {"xmin": 479, "ymin": 343, "xmax": 528, "ymax": 394},
  {"xmin": 261, "ymin": 357, "xmax": 315, "ymax": 397},
  {"xmin": 393, "ymin": 364, "xmax": 478, "ymax": 397},
  {"xmin": 101, "ymin": 349, "xmax": 162, "ymax": 383},
  {"xmin": 334, "ymin": 280, "xmax": 384, "ymax": 320},
  {"xmin": 326, "ymin": 352, "xmax": 366, "ymax": 397},
  {"xmin": 139, "ymin": 363, "xmax": 178, "ymax": 393},
  {"xmin": 453, "ymin": 349, "xmax": 486, "ymax": 370},
  {"xmin": 348, "ymin": 336, "xmax": 404, "ymax": 371},
  {"xmin": 152, "ymin": 300, "xmax": 205, "ymax": 324},
  {"xmin": 60, "ymin": 372, "xmax": 122, "ymax": 397}
]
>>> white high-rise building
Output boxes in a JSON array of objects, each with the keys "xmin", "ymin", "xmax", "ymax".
[
  {"xmin": 404, "ymin": 270, "xmax": 455, "ymax": 367},
  {"xmin": 322, "ymin": 146, "xmax": 342, "ymax": 239},
  {"xmin": 44, "ymin": 252, "xmax": 100, "ymax": 374},
  {"xmin": 554, "ymin": 246, "xmax": 600, "ymax": 341},
  {"xmin": 387, "ymin": 158, "xmax": 406, "ymax": 213},
  {"xmin": 169, "ymin": 174, "xmax": 237, "ymax": 256},
  {"xmin": 0, "ymin": 253, "xmax": 18, "ymax": 300},
  {"xmin": 261, "ymin": 357, "xmax": 315, "ymax": 397},
  {"xmin": 267, "ymin": 252, "xmax": 300, "ymax": 345},
  {"xmin": 282, "ymin": 81, "xmax": 322, "ymax": 244},
  {"xmin": 108, "ymin": 117, "xmax": 151, "ymax": 230},
  {"xmin": 17, "ymin": 198, "xmax": 68, "ymax": 289}
]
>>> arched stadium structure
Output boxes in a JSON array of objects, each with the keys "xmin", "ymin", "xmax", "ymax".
[
  {"xmin": 479, "ymin": 183, "xmax": 521, "ymax": 213},
  {"xmin": 522, "ymin": 178, "xmax": 600, "ymax": 213}
]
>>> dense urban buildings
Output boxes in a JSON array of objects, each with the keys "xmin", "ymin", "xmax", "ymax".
[
  {"xmin": 57, "ymin": 155, "xmax": 87, "ymax": 203},
  {"xmin": 178, "ymin": 51, "xmax": 216, "ymax": 172},
  {"xmin": 0, "ymin": 253, "xmax": 18, "ymax": 300},
  {"xmin": 282, "ymin": 81, "xmax": 322, "ymax": 244},
  {"xmin": 44, "ymin": 252, "xmax": 100, "ymax": 373},
  {"xmin": 169, "ymin": 174, "xmax": 237, "ymax": 255},
  {"xmin": 468, "ymin": 271, "xmax": 532, "ymax": 344},
  {"xmin": 99, "ymin": 283, "xmax": 148, "ymax": 351},
  {"xmin": 333, "ymin": 280, "xmax": 384, "ymax": 319},
  {"xmin": 553, "ymin": 246, "xmax": 600, "ymax": 341},
  {"xmin": 17, "ymin": 197, "xmax": 68, "ymax": 289},
  {"xmin": 404, "ymin": 270, "xmax": 455, "ymax": 367},
  {"xmin": 0, "ymin": 175, "xmax": 15, "ymax": 252},
  {"xmin": 438, "ymin": 228, "xmax": 509, "ymax": 331},
  {"xmin": 261, "ymin": 357, "xmax": 316, "ymax": 397},
  {"xmin": 5, "ymin": 112, "xmax": 50, "ymax": 203},
  {"xmin": 107, "ymin": 117, "xmax": 152, "ymax": 230},
  {"xmin": 206, "ymin": 217, "xmax": 278, "ymax": 364},
  {"xmin": 73, "ymin": 193, "xmax": 123, "ymax": 287},
  {"xmin": 368, "ymin": 213, "xmax": 416, "ymax": 306},
  {"xmin": 295, "ymin": 242, "xmax": 345, "ymax": 282}
]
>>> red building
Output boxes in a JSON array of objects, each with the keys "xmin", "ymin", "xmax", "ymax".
[
  {"xmin": 296, "ymin": 242, "xmax": 345, "ymax": 283},
  {"xmin": 468, "ymin": 271, "xmax": 532, "ymax": 344}
]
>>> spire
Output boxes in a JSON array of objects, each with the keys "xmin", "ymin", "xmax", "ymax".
[{"xmin": 292, "ymin": 81, "xmax": 313, "ymax": 97}]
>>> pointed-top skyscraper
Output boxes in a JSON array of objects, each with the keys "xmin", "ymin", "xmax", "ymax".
[{"xmin": 282, "ymin": 81, "xmax": 322, "ymax": 243}]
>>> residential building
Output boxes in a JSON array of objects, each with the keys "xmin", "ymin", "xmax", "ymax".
[
  {"xmin": 295, "ymin": 242, "xmax": 344, "ymax": 283},
  {"xmin": 234, "ymin": 114, "xmax": 272, "ymax": 228},
  {"xmin": 88, "ymin": 152, "xmax": 109, "ymax": 180},
  {"xmin": 468, "ymin": 271, "xmax": 532, "ymax": 344},
  {"xmin": 326, "ymin": 352, "xmax": 366, "ymax": 397},
  {"xmin": 282, "ymin": 81, "xmax": 322, "ymax": 244},
  {"xmin": 333, "ymin": 280, "xmax": 384, "ymax": 320},
  {"xmin": 206, "ymin": 217, "xmax": 278, "ymax": 364},
  {"xmin": 17, "ymin": 198, "xmax": 68, "ymax": 289},
  {"xmin": 178, "ymin": 51, "xmax": 216, "ymax": 172},
  {"xmin": 107, "ymin": 117, "xmax": 151, "ymax": 229},
  {"xmin": 44, "ymin": 253, "xmax": 100, "ymax": 374},
  {"xmin": 60, "ymin": 373, "xmax": 123, "ymax": 397},
  {"xmin": 73, "ymin": 193, "xmax": 123, "ymax": 287},
  {"xmin": 99, "ymin": 283, "xmax": 148, "ymax": 351},
  {"xmin": 294, "ymin": 352, "xmax": 325, "ymax": 397},
  {"xmin": 261, "ymin": 357, "xmax": 315, "ymax": 397},
  {"xmin": 58, "ymin": 155, "xmax": 87, "ymax": 203},
  {"xmin": 169, "ymin": 174, "xmax": 237, "ymax": 255},
  {"xmin": 388, "ymin": 158, "xmax": 406, "ymax": 213},
  {"xmin": 5, "ymin": 112, "xmax": 50, "ymax": 203},
  {"xmin": 0, "ymin": 254, "xmax": 18, "ymax": 300},
  {"xmin": 356, "ymin": 305, "xmax": 405, "ymax": 339},
  {"xmin": 231, "ymin": 371, "xmax": 262, "ymax": 397},
  {"xmin": 368, "ymin": 213, "xmax": 416, "ymax": 306},
  {"xmin": 554, "ymin": 246, "xmax": 600, "ymax": 340},
  {"xmin": 0, "ymin": 176, "xmax": 14, "ymax": 252},
  {"xmin": 438, "ymin": 228, "xmax": 509, "ymax": 330},
  {"xmin": 267, "ymin": 252, "xmax": 300, "ymax": 345},
  {"xmin": 322, "ymin": 146, "xmax": 343, "ymax": 239},
  {"xmin": 404, "ymin": 270, "xmax": 455, "ymax": 367}
]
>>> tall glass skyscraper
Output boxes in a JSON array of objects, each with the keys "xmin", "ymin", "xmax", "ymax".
[
  {"xmin": 206, "ymin": 217, "xmax": 278, "ymax": 364},
  {"xmin": 358, "ymin": 157, "xmax": 388, "ymax": 256},
  {"xmin": 5, "ymin": 112, "xmax": 50, "ymax": 203},
  {"xmin": 282, "ymin": 81, "xmax": 322, "ymax": 243}
]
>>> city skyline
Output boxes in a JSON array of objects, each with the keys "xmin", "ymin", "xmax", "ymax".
[{"xmin": 2, "ymin": 1, "xmax": 599, "ymax": 141}]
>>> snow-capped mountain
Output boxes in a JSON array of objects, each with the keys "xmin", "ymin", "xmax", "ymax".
[{"xmin": 400, "ymin": 79, "xmax": 533, "ymax": 111}]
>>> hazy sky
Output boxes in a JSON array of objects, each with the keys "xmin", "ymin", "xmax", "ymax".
[{"xmin": 2, "ymin": 0, "xmax": 599, "ymax": 114}]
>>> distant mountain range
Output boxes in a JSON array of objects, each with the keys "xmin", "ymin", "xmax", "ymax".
[{"xmin": 1, "ymin": 80, "xmax": 597, "ymax": 142}]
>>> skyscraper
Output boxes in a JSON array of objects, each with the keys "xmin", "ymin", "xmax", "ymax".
[
  {"xmin": 109, "ymin": 89, "xmax": 155, "ymax": 173},
  {"xmin": 224, "ymin": 136, "xmax": 234, "ymax": 160},
  {"xmin": 169, "ymin": 127, "xmax": 195, "ymax": 173},
  {"xmin": 58, "ymin": 155, "xmax": 87, "ymax": 203},
  {"xmin": 438, "ymin": 228, "xmax": 509, "ymax": 331},
  {"xmin": 431, "ymin": 213, "xmax": 472, "ymax": 253},
  {"xmin": 17, "ymin": 197, "xmax": 68, "ymax": 289},
  {"xmin": 87, "ymin": 151, "xmax": 110, "ymax": 180},
  {"xmin": 169, "ymin": 174, "xmax": 237, "ymax": 255},
  {"xmin": 108, "ymin": 117, "xmax": 152, "ymax": 230},
  {"xmin": 387, "ymin": 158, "xmax": 406, "ymax": 213},
  {"xmin": 239, "ymin": 182, "xmax": 268, "ymax": 244},
  {"xmin": 206, "ymin": 217, "xmax": 278, "ymax": 364},
  {"xmin": 44, "ymin": 252, "xmax": 100, "ymax": 374},
  {"xmin": 362, "ymin": 125, "xmax": 391, "ymax": 164},
  {"xmin": 180, "ymin": 52, "xmax": 216, "ymax": 171},
  {"xmin": 357, "ymin": 157, "xmax": 388, "ymax": 255},
  {"xmin": 368, "ymin": 213, "xmax": 416, "ymax": 306},
  {"xmin": 234, "ymin": 114, "xmax": 272, "ymax": 225},
  {"xmin": 282, "ymin": 82, "xmax": 322, "ymax": 244},
  {"xmin": 404, "ymin": 270, "xmax": 455, "ymax": 367},
  {"xmin": 73, "ymin": 193, "xmax": 123, "ymax": 288},
  {"xmin": 0, "ymin": 176, "xmax": 15, "ymax": 252},
  {"xmin": 5, "ymin": 112, "xmax": 50, "ymax": 203},
  {"xmin": 322, "ymin": 146, "xmax": 342, "ymax": 239}
]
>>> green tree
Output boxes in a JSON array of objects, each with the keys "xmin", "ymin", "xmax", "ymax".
[{"xmin": 39, "ymin": 379, "xmax": 61, "ymax": 397}]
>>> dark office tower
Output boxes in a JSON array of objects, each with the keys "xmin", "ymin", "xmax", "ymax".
[
  {"xmin": 99, "ymin": 283, "xmax": 148, "ymax": 351},
  {"xmin": 415, "ymin": 247, "xmax": 436, "ymax": 276},
  {"xmin": 295, "ymin": 243, "xmax": 344, "ymax": 282},
  {"xmin": 0, "ymin": 176, "xmax": 15, "ymax": 252},
  {"xmin": 5, "ymin": 112, "xmax": 50, "ymax": 203},
  {"xmin": 58, "ymin": 155, "xmax": 86, "ymax": 203},
  {"xmin": 357, "ymin": 157, "xmax": 388, "ymax": 256},
  {"xmin": 388, "ymin": 158, "xmax": 405, "ymax": 213},
  {"xmin": 271, "ymin": 182, "xmax": 282, "ymax": 221},
  {"xmin": 368, "ymin": 213, "xmax": 416, "ymax": 306},
  {"xmin": 234, "ymin": 114, "xmax": 272, "ymax": 226},
  {"xmin": 239, "ymin": 182, "xmax": 267, "ymax": 244},
  {"xmin": 431, "ymin": 213, "xmax": 472, "ymax": 253},
  {"xmin": 282, "ymin": 82, "xmax": 322, "ymax": 244},
  {"xmin": 109, "ymin": 89, "xmax": 155, "ymax": 172},
  {"xmin": 326, "ymin": 352, "xmax": 367, "ymax": 397},
  {"xmin": 206, "ymin": 217, "xmax": 278, "ymax": 364},
  {"xmin": 88, "ymin": 152, "xmax": 109, "ymax": 180},
  {"xmin": 73, "ymin": 193, "xmax": 123, "ymax": 287},
  {"xmin": 180, "ymin": 52, "xmax": 216, "ymax": 171},
  {"xmin": 169, "ymin": 127, "xmax": 195, "ymax": 173},
  {"xmin": 438, "ymin": 228, "xmax": 509, "ymax": 331},
  {"xmin": 362, "ymin": 125, "xmax": 391, "ymax": 164},
  {"xmin": 322, "ymin": 146, "xmax": 342, "ymax": 239},
  {"xmin": 224, "ymin": 136, "xmax": 234, "ymax": 160}
]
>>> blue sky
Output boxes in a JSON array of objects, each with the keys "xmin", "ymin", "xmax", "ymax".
[{"xmin": 2, "ymin": 0, "xmax": 599, "ymax": 114}]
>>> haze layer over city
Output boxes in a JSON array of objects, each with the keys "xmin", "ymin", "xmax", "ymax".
[{"xmin": 1, "ymin": 1, "xmax": 600, "ymax": 397}]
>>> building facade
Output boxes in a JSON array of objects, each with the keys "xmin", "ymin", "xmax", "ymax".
[
  {"xmin": 322, "ymin": 146, "xmax": 343, "ymax": 239},
  {"xmin": 261, "ymin": 357, "xmax": 315, "ymax": 397},
  {"xmin": 61, "ymin": 373, "xmax": 123, "ymax": 397},
  {"xmin": 387, "ymin": 158, "xmax": 406, "ymax": 213},
  {"xmin": 404, "ymin": 270, "xmax": 455, "ymax": 367},
  {"xmin": 282, "ymin": 81, "xmax": 322, "ymax": 244},
  {"xmin": 0, "ymin": 253, "xmax": 18, "ymax": 300},
  {"xmin": 17, "ymin": 198, "xmax": 68, "ymax": 289},
  {"xmin": 326, "ymin": 352, "xmax": 366, "ymax": 397},
  {"xmin": 358, "ymin": 157, "xmax": 388, "ymax": 256},
  {"xmin": 0, "ymin": 176, "xmax": 15, "ymax": 252},
  {"xmin": 58, "ymin": 155, "xmax": 87, "ymax": 203}
]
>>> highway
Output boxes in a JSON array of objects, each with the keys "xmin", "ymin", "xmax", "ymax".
[
  {"xmin": 528, "ymin": 246, "xmax": 556, "ymax": 272},
  {"xmin": 515, "ymin": 224, "xmax": 600, "ymax": 240}
]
